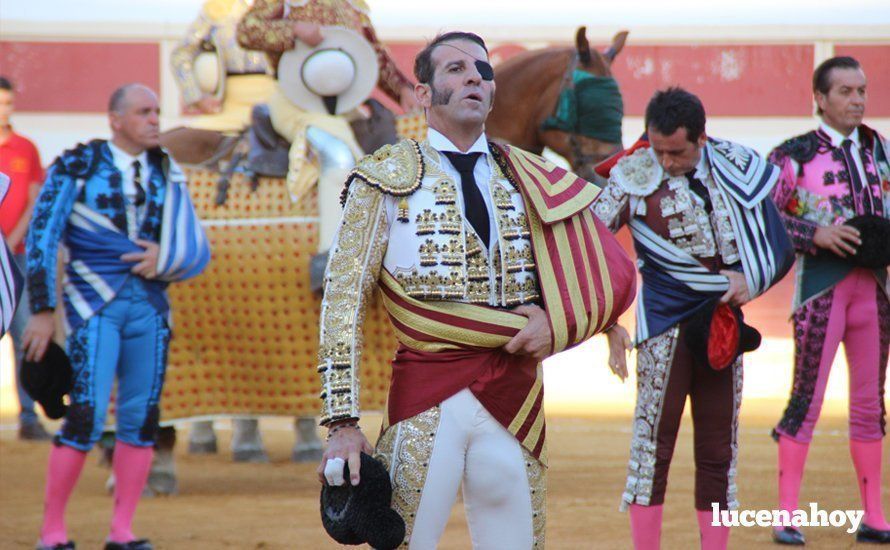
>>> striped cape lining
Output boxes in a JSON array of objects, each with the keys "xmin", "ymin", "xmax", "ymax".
[
  {"xmin": 59, "ymin": 175, "xmax": 211, "ymax": 329},
  {"xmin": 0, "ymin": 174, "xmax": 23, "ymax": 336},
  {"xmin": 629, "ymin": 141, "xmax": 793, "ymax": 342}
]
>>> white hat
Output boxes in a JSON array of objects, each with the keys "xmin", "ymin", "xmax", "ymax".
[{"xmin": 277, "ymin": 27, "xmax": 380, "ymax": 115}]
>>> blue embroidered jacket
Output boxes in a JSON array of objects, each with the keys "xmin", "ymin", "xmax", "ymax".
[{"xmin": 26, "ymin": 140, "xmax": 202, "ymax": 331}]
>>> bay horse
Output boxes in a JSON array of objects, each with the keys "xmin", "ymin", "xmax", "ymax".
[{"xmin": 487, "ymin": 27, "xmax": 628, "ymax": 181}]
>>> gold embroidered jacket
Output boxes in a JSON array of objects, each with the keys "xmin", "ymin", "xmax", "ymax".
[
  {"xmin": 317, "ymin": 139, "xmax": 541, "ymax": 424},
  {"xmin": 171, "ymin": 0, "xmax": 270, "ymax": 106},
  {"xmin": 236, "ymin": 0, "xmax": 411, "ymax": 104}
]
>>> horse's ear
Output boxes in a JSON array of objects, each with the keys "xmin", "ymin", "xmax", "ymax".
[
  {"xmin": 604, "ymin": 30, "xmax": 629, "ymax": 63},
  {"xmin": 575, "ymin": 26, "xmax": 591, "ymax": 66},
  {"xmin": 577, "ymin": 26, "xmax": 608, "ymax": 75}
]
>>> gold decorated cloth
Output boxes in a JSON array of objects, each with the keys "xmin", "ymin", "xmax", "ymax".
[
  {"xmin": 394, "ymin": 109, "xmax": 427, "ymax": 142},
  {"xmin": 159, "ymin": 169, "xmax": 396, "ymax": 420}
]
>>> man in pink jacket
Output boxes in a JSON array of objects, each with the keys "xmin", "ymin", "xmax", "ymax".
[{"xmin": 768, "ymin": 56, "xmax": 890, "ymax": 545}]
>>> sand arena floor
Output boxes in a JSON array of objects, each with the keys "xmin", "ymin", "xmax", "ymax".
[{"xmin": 1, "ymin": 405, "xmax": 886, "ymax": 549}]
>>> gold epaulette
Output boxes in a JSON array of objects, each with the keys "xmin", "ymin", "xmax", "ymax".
[
  {"xmin": 612, "ymin": 146, "xmax": 662, "ymax": 197},
  {"xmin": 341, "ymin": 139, "xmax": 424, "ymax": 204}
]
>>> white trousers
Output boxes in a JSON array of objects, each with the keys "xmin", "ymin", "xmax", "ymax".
[{"xmin": 406, "ymin": 389, "xmax": 535, "ymax": 550}]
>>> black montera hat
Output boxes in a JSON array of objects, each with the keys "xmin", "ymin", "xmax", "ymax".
[
  {"xmin": 21, "ymin": 341, "xmax": 73, "ymax": 420},
  {"xmin": 320, "ymin": 452, "xmax": 406, "ymax": 549},
  {"xmin": 845, "ymin": 214, "xmax": 890, "ymax": 269},
  {"xmin": 685, "ymin": 300, "xmax": 761, "ymax": 371}
]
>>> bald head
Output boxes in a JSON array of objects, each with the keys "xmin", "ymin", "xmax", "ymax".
[
  {"xmin": 108, "ymin": 83, "xmax": 157, "ymax": 114},
  {"xmin": 108, "ymin": 83, "xmax": 161, "ymax": 154}
]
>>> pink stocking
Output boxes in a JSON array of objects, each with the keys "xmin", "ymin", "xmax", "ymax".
[
  {"xmin": 629, "ymin": 504, "xmax": 663, "ymax": 549},
  {"xmin": 776, "ymin": 435, "xmax": 809, "ymax": 529},
  {"xmin": 850, "ymin": 439, "xmax": 890, "ymax": 530},
  {"xmin": 41, "ymin": 445, "xmax": 88, "ymax": 546},
  {"xmin": 108, "ymin": 442, "xmax": 153, "ymax": 543},
  {"xmin": 696, "ymin": 509, "xmax": 730, "ymax": 550}
]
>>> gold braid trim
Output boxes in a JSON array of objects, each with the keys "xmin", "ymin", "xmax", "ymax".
[
  {"xmin": 375, "ymin": 406, "xmax": 441, "ymax": 547},
  {"xmin": 340, "ymin": 139, "xmax": 424, "ymax": 205},
  {"xmin": 318, "ymin": 179, "xmax": 388, "ymax": 424},
  {"xmin": 524, "ymin": 445, "xmax": 547, "ymax": 548}
]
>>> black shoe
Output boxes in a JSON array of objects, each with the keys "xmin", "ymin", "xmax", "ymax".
[
  {"xmin": 19, "ymin": 420, "xmax": 52, "ymax": 441},
  {"xmin": 857, "ymin": 523, "xmax": 890, "ymax": 543},
  {"xmin": 36, "ymin": 542, "xmax": 75, "ymax": 550},
  {"xmin": 772, "ymin": 526, "xmax": 805, "ymax": 545},
  {"xmin": 103, "ymin": 540, "xmax": 153, "ymax": 550}
]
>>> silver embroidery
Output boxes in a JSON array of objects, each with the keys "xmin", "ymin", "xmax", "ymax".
[
  {"xmin": 621, "ymin": 327, "xmax": 678, "ymax": 510},
  {"xmin": 726, "ymin": 356, "xmax": 743, "ymax": 510},
  {"xmin": 662, "ymin": 182, "xmax": 717, "ymax": 259},
  {"xmin": 707, "ymin": 177, "xmax": 741, "ymax": 265},
  {"xmin": 592, "ymin": 180, "xmax": 630, "ymax": 232},
  {"xmin": 712, "ymin": 140, "xmax": 751, "ymax": 170}
]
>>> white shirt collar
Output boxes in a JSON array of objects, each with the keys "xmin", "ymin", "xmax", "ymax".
[
  {"xmin": 693, "ymin": 147, "xmax": 709, "ymax": 180},
  {"xmin": 107, "ymin": 141, "xmax": 149, "ymax": 175},
  {"xmin": 819, "ymin": 122, "xmax": 860, "ymax": 149},
  {"xmin": 427, "ymin": 127, "xmax": 490, "ymax": 157}
]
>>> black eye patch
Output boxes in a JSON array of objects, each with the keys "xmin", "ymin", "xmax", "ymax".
[{"xmin": 475, "ymin": 60, "xmax": 494, "ymax": 81}]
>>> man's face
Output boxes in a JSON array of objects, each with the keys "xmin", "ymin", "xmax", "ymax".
[
  {"xmin": 647, "ymin": 126, "xmax": 706, "ymax": 177},
  {"xmin": 816, "ymin": 67, "xmax": 866, "ymax": 134},
  {"xmin": 0, "ymin": 89, "xmax": 13, "ymax": 127},
  {"xmin": 110, "ymin": 87, "xmax": 161, "ymax": 150},
  {"xmin": 419, "ymin": 39, "xmax": 495, "ymax": 130}
]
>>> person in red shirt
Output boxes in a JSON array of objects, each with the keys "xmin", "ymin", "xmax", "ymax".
[{"xmin": 0, "ymin": 76, "xmax": 49, "ymax": 440}]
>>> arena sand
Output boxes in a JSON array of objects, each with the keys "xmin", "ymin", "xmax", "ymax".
[{"xmin": 1, "ymin": 402, "xmax": 886, "ymax": 549}]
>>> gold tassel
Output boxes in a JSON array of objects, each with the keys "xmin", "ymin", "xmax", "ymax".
[{"xmin": 397, "ymin": 197, "xmax": 409, "ymax": 223}]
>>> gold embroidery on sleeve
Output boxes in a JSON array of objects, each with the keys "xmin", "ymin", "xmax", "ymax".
[{"xmin": 317, "ymin": 180, "xmax": 388, "ymax": 424}]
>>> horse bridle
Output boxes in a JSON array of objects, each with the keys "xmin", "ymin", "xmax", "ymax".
[{"xmin": 544, "ymin": 52, "xmax": 616, "ymax": 172}]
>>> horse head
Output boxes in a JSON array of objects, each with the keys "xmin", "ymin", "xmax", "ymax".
[
  {"xmin": 487, "ymin": 28, "xmax": 628, "ymax": 182},
  {"xmin": 540, "ymin": 27, "xmax": 628, "ymax": 181}
]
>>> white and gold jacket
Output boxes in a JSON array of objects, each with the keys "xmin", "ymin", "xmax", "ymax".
[{"xmin": 317, "ymin": 132, "xmax": 541, "ymax": 424}]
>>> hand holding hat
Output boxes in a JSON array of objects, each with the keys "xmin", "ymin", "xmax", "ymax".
[
  {"xmin": 685, "ymin": 300, "xmax": 761, "ymax": 371},
  {"xmin": 22, "ymin": 310, "xmax": 56, "ymax": 363},
  {"xmin": 293, "ymin": 21, "xmax": 324, "ymax": 48},
  {"xmin": 278, "ymin": 27, "xmax": 380, "ymax": 116},
  {"xmin": 843, "ymin": 214, "xmax": 890, "ymax": 269},
  {"xmin": 320, "ymin": 452, "xmax": 406, "ymax": 549},
  {"xmin": 22, "ymin": 340, "xmax": 73, "ymax": 420}
]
